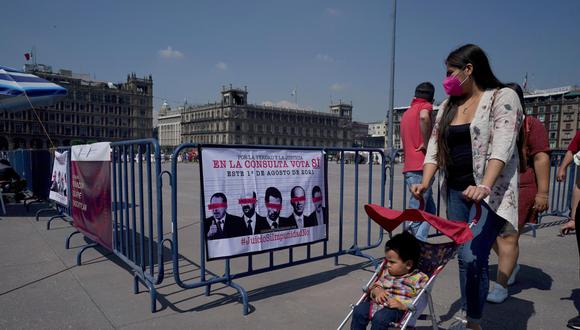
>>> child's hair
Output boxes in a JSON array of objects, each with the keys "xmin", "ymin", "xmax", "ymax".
[{"xmin": 384, "ymin": 231, "xmax": 422, "ymax": 271}]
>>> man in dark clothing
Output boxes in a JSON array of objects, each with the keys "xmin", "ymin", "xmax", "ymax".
[
  {"xmin": 239, "ymin": 191, "xmax": 269, "ymax": 235},
  {"xmin": 204, "ymin": 193, "xmax": 246, "ymax": 240}
]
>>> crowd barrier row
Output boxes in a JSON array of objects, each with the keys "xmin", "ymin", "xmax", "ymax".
[
  {"xmin": 10, "ymin": 140, "xmax": 576, "ymax": 314},
  {"xmin": 396, "ymin": 149, "xmax": 576, "ymax": 238}
]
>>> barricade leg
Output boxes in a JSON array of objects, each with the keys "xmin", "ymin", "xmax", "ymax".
[
  {"xmin": 150, "ymin": 284, "xmax": 158, "ymax": 313},
  {"xmin": 35, "ymin": 206, "xmax": 57, "ymax": 221},
  {"xmin": 65, "ymin": 230, "xmax": 81, "ymax": 249},
  {"xmin": 134, "ymin": 274, "xmax": 139, "ymax": 294},
  {"xmin": 76, "ymin": 242, "xmax": 99, "ymax": 266},
  {"xmin": 47, "ymin": 214, "xmax": 69, "ymax": 230},
  {"xmin": 227, "ymin": 281, "xmax": 249, "ymax": 316}
]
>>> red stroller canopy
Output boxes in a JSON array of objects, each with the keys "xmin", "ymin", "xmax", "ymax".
[{"xmin": 364, "ymin": 204, "xmax": 474, "ymax": 244}]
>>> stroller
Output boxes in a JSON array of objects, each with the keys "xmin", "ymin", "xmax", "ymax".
[{"xmin": 338, "ymin": 202, "xmax": 481, "ymax": 330}]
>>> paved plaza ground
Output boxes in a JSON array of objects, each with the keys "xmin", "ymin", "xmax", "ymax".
[{"xmin": 0, "ymin": 163, "xmax": 578, "ymax": 329}]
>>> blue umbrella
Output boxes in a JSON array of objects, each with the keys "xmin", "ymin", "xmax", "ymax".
[{"xmin": 0, "ymin": 65, "xmax": 67, "ymax": 111}]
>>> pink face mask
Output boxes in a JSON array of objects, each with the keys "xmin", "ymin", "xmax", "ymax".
[{"xmin": 443, "ymin": 72, "xmax": 468, "ymax": 96}]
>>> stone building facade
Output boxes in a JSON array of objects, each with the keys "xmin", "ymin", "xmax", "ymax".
[
  {"xmin": 180, "ymin": 86, "xmax": 353, "ymax": 147},
  {"xmin": 523, "ymin": 86, "xmax": 580, "ymax": 149},
  {"xmin": 157, "ymin": 101, "xmax": 182, "ymax": 151},
  {"xmin": 0, "ymin": 64, "xmax": 153, "ymax": 150}
]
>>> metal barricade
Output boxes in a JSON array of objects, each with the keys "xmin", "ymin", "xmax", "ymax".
[
  {"xmin": 165, "ymin": 144, "xmax": 388, "ymax": 315},
  {"xmin": 107, "ymin": 139, "xmax": 166, "ymax": 312},
  {"xmin": 531, "ymin": 150, "xmax": 577, "ymax": 235},
  {"xmin": 36, "ymin": 146, "xmax": 74, "ymax": 230},
  {"xmin": 394, "ymin": 149, "xmax": 576, "ymax": 238}
]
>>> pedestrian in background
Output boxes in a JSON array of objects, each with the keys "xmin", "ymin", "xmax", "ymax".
[
  {"xmin": 487, "ymin": 83, "xmax": 550, "ymax": 303},
  {"xmin": 401, "ymin": 82, "xmax": 436, "ymax": 241}
]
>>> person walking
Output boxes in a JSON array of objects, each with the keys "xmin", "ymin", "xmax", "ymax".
[
  {"xmin": 487, "ymin": 83, "xmax": 550, "ymax": 303},
  {"xmin": 401, "ymin": 82, "xmax": 437, "ymax": 241},
  {"xmin": 411, "ymin": 44, "xmax": 523, "ymax": 330},
  {"xmin": 557, "ymin": 130, "xmax": 580, "ymax": 226}
]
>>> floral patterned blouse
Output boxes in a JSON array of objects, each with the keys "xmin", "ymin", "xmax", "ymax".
[{"xmin": 424, "ymin": 88, "xmax": 524, "ymax": 228}]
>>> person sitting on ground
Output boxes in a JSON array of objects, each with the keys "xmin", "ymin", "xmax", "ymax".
[
  {"xmin": 351, "ymin": 231, "xmax": 429, "ymax": 330},
  {"xmin": 0, "ymin": 159, "xmax": 26, "ymax": 201}
]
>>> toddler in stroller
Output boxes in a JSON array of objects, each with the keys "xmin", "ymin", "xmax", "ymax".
[
  {"xmin": 350, "ymin": 231, "xmax": 429, "ymax": 330},
  {"xmin": 339, "ymin": 203, "xmax": 477, "ymax": 330}
]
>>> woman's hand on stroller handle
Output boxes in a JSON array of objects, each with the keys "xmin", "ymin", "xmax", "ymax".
[
  {"xmin": 462, "ymin": 184, "xmax": 490, "ymax": 202},
  {"xmin": 410, "ymin": 183, "xmax": 427, "ymax": 200}
]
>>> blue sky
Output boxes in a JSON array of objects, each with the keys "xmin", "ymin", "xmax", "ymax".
[{"xmin": 1, "ymin": 0, "xmax": 579, "ymax": 122}]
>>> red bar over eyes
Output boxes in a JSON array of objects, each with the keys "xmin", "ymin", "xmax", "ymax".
[
  {"xmin": 265, "ymin": 203, "xmax": 282, "ymax": 210},
  {"xmin": 312, "ymin": 196, "xmax": 323, "ymax": 203},
  {"xmin": 290, "ymin": 196, "xmax": 306, "ymax": 203},
  {"xmin": 238, "ymin": 198, "xmax": 257, "ymax": 204},
  {"xmin": 208, "ymin": 203, "xmax": 227, "ymax": 210}
]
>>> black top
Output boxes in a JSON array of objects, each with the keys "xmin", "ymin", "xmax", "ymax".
[{"xmin": 447, "ymin": 124, "xmax": 476, "ymax": 190}]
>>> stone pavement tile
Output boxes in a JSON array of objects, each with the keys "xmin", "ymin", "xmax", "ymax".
[
  {"xmin": 0, "ymin": 270, "xmax": 114, "ymax": 330},
  {"xmin": 0, "ymin": 218, "xmax": 58, "ymax": 266}
]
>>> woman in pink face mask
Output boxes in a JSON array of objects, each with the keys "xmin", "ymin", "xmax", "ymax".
[{"xmin": 411, "ymin": 44, "xmax": 524, "ymax": 330}]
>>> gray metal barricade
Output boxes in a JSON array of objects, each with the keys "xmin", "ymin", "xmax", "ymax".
[{"xmin": 165, "ymin": 144, "xmax": 388, "ymax": 315}]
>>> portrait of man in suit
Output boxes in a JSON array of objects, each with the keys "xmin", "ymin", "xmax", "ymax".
[
  {"xmin": 307, "ymin": 185, "xmax": 327, "ymax": 226},
  {"xmin": 204, "ymin": 192, "xmax": 247, "ymax": 240},
  {"xmin": 285, "ymin": 185, "xmax": 317, "ymax": 228},
  {"xmin": 239, "ymin": 191, "xmax": 269, "ymax": 235},
  {"xmin": 264, "ymin": 187, "xmax": 289, "ymax": 231}
]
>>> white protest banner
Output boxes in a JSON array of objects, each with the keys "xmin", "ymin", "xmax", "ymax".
[
  {"xmin": 49, "ymin": 151, "xmax": 69, "ymax": 206},
  {"xmin": 200, "ymin": 147, "xmax": 327, "ymax": 260}
]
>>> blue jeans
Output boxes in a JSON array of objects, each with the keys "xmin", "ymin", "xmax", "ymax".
[
  {"xmin": 447, "ymin": 188, "xmax": 505, "ymax": 323},
  {"xmin": 351, "ymin": 300, "xmax": 404, "ymax": 330},
  {"xmin": 404, "ymin": 171, "xmax": 436, "ymax": 241}
]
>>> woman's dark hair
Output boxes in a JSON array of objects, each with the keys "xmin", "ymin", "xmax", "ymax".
[
  {"xmin": 437, "ymin": 44, "xmax": 505, "ymax": 170},
  {"xmin": 384, "ymin": 231, "xmax": 421, "ymax": 270}
]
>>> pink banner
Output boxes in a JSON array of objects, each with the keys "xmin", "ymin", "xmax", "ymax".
[{"xmin": 71, "ymin": 143, "xmax": 112, "ymax": 250}]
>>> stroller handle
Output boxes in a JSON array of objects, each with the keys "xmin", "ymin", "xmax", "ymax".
[
  {"xmin": 470, "ymin": 202, "xmax": 482, "ymax": 228},
  {"xmin": 417, "ymin": 197, "xmax": 482, "ymax": 228}
]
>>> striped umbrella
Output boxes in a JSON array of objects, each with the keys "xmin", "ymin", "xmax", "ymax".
[{"xmin": 0, "ymin": 65, "xmax": 67, "ymax": 111}]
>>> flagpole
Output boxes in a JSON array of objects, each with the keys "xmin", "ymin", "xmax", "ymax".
[{"xmin": 385, "ymin": 0, "xmax": 397, "ymax": 156}]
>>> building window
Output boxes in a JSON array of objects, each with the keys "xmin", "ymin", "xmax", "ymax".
[
  {"xmin": 566, "ymin": 123, "xmax": 572, "ymax": 130},
  {"xmin": 549, "ymin": 141, "xmax": 557, "ymax": 149},
  {"xmin": 525, "ymin": 107, "xmax": 533, "ymax": 114},
  {"xmin": 538, "ymin": 114, "xmax": 545, "ymax": 122},
  {"xmin": 549, "ymin": 122, "xmax": 558, "ymax": 130},
  {"xmin": 549, "ymin": 132, "xmax": 557, "ymax": 139},
  {"xmin": 550, "ymin": 114, "xmax": 559, "ymax": 121},
  {"xmin": 538, "ymin": 106, "xmax": 546, "ymax": 113},
  {"xmin": 551, "ymin": 105, "xmax": 560, "ymax": 112}
]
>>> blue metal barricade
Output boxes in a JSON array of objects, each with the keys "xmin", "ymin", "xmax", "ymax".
[
  {"xmin": 394, "ymin": 149, "xmax": 576, "ymax": 238},
  {"xmin": 36, "ymin": 146, "xmax": 74, "ymax": 230},
  {"xmin": 165, "ymin": 144, "xmax": 387, "ymax": 315},
  {"xmin": 533, "ymin": 150, "xmax": 577, "ymax": 233},
  {"xmin": 107, "ymin": 139, "xmax": 166, "ymax": 312}
]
